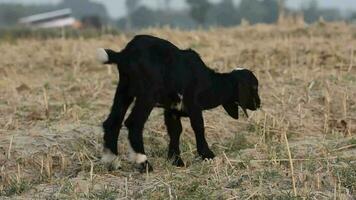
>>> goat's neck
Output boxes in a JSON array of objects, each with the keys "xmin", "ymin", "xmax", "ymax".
[
  {"xmin": 212, "ymin": 72, "xmax": 235, "ymax": 100},
  {"xmin": 199, "ymin": 71, "xmax": 235, "ymax": 109}
]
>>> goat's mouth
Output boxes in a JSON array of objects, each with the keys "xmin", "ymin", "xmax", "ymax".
[
  {"xmin": 249, "ymin": 97, "xmax": 261, "ymax": 110},
  {"xmin": 237, "ymin": 99, "xmax": 260, "ymax": 118},
  {"xmin": 241, "ymin": 107, "xmax": 249, "ymax": 118},
  {"xmin": 234, "ymin": 103, "xmax": 249, "ymax": 118}
]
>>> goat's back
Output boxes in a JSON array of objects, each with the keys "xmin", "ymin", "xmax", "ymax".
[{"xmin": 118, "ymin": 35, "xmax": 213, "ymax": 99}]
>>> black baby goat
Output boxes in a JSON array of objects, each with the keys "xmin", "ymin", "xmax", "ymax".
[{"xmin": 97, "ymin": 35, "xmax": 260, "ymax": 172}]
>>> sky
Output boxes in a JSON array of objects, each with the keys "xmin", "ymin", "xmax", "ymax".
[{"xmin": 0, "ymin": 0, "xmax": 356, "ymax": 19}]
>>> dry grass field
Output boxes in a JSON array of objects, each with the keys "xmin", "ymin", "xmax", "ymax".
[{"xmin": 0, "ymin": 23, "xmax": 356, "ymax": 199}]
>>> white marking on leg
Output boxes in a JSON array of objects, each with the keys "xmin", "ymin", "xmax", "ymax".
[
  {"xmin": 127, "ymin": 140, "xmax": 147, "ymax": 164},
  {"xmin": 101, "ymin": 148, "xmax": 121, "ymax": 169},
  {"xmin": 96, "ymin": 48, "xmax": 109, "ymax": 63},
  {"xmin": 171, "ymin": 93, "xmax": 184, "ymax": 111},
  {"xmin": 101, "ymin": 148, "xmax": 116, "ymax": 163},
  {"xmin": 127, "ymin": 141, "xmax": 136, "ymax": 162},
  {"xmin": 136, "ymin": 154, "xmax": 147, "ymax": 164},
  {"xmin": 173, "ymin": 101, "xmax": 184, "ymax": 111}
]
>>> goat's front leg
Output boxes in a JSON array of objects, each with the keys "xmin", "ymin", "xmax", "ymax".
[
  {"xmin": 102, "ymin": 76, "xmax": 133, "ymax": 170},
  {"xmin": 188, "ymin": 108, "xmax": 215, "ymax": 160},
  {"xmin": 164, "ymin": 110, "xmax": 185, "ymax": 167},
  {"xmin": 125, "ymin": 96, "xmax": 155, "ymax": 173}
]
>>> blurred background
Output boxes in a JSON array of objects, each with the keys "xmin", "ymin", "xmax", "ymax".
[
  {"xmin": 1, "ymin": 1, "xmax": 356, "ymax": 198},
  {"xmin": 0, "ymin": 0, "xmax": 356, "ymax": 34}
]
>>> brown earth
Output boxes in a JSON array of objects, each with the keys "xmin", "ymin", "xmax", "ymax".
[{"xmin": 0, "ymin": 23, "xmax": 355, "ymax": 199}]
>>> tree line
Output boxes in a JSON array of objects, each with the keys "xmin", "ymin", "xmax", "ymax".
[{"xmin": 0, "ymin": 0, "xmax": 354, "ymax": 29}]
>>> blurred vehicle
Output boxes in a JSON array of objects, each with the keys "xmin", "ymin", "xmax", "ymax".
[{"xmin": 18, "ymin": 8, "xmax": 81, "ymax": 29}]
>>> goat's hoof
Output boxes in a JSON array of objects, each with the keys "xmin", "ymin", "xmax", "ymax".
[
  {"xmin": 103, "ymin": 157, "xmax": 121, "ymax": 171},
  {"xmin": 101, "ymin": 149, "xmax": 121, "ymax": 170},
  {"xmin": 200, "ymin": 150, "xmax": 215, "ymax": 160},
  {"xmin": 171, "ymin": 156, "xmax": 185, "ymax": 167},
  {"xmin": 136, "ymin": 161, "xmax": 153, "ymax": 173},
  {"xmin": 107, "ymin": 161, "xmax": 122, "ymax": 171}
]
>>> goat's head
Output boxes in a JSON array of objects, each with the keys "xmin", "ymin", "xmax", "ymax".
[{"xmin": 223, "ymin": 68, "xmax": 260, "ymax": 119}]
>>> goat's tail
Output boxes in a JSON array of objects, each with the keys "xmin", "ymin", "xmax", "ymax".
[{"xmin": 96, "ymin": 48, "xmax": 121, "ymax": 65}]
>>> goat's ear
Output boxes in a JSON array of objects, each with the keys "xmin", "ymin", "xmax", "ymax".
[
  {"xmin": 223, "ymin": 102, "xmax": 239, "ymax": 119},
  {"xmin": 237, "ymin": 82, "xmax": 251, "ymax": 109}
]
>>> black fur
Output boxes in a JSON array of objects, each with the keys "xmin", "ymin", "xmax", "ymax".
[{"xmin": 101, "ymin": 35, "xmax": 260, "ymax": 171}]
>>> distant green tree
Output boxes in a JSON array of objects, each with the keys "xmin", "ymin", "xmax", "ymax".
[
  {"xmin": 125, "ymin": 0, "xmax": 141, "ymax": 30},
  {"xmin": 302, "ymin": 0, "xmax": 319, "ymax": 23},
  {"xmin": 238, "ymin": 0, "xmax": 279, "ymax": 24},
  {"xmin": 186, "ymin": 0, "xmax": 211, "ymax": 25},
  {"xmin": 0, "ymin": 4, "xmax": 54, "ymax": 27},
  {"xmin": 302, "ymin": 0, "xmax": 341, "ymax": 23},
  {"xmin": 261, "ymin": 0, "xmax": 279, "ymax": 23},
  {"xmin": 0, "ymin": 5, "xmax": 27, "ymax": 27},
  {"xmin": 350, "ymin": 12, "xmax": 356, "ymax": 21},
  {"xmin": 164, "ymin": 0, "xmax": 172, "ymax": 10},
  {"xmin": 126, "ymin": 0, "xmax": 140, "ymax": 13},
  {"xmin": 206, "ymin": 0, "xmax": 240, "ymax": 27},
  {"xmin": 117, "ymin": 5, "xmax": 196, "ymax": 29},
  {"xmin": 130, "ymin": 6, "xmax": 157, "ymax": 28}
]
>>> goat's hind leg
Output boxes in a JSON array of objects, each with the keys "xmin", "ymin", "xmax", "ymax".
[
  {"xmin": 125, "ymin": 96, "xmax": 155, "ymax": 173},
  {"xmin": 102, "ymin": 77, "xmax": 133, "ymax": 170},
  {"xmin": 164, "ymin": 110, "xmax": 185, "ymax": 167}
]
